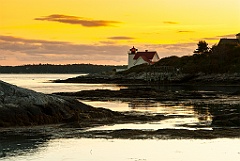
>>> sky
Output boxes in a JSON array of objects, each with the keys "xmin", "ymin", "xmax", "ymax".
[{"xmin": 0, "ymin": 0, "xmax": 240, "ymax": 66}]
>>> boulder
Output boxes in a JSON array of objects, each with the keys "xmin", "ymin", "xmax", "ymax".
[{"xmin": 0, "ymin": 80, "xmax": 112, "ymax": 127}]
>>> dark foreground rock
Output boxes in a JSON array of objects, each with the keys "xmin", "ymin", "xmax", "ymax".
[
  {"xmin": 0, "ymin": 80, "xmax": 121, "ymax": 127},
  {"xmin": 212, "ymin": 113, "xmax": 240, "ymax": 127}
]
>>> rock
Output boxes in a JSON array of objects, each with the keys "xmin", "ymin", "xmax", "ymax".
[
  {"xmin": 211, "ymin": 113, "xmax": 240, "ymax": 127},
  {"xmin": 0, "ymin": 80, "xmax": 116, "ymax": 127},
  {"xmin": 0, "ymin": 151, "xmax": 6, "ymax": 158}
]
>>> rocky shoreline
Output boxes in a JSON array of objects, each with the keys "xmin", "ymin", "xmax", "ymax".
[
  {"xmin": 53, "ymin": 88, "xmax": 222, "ymax": 101},
  {"xmin": 52, "ymin": 72, "xmax": 240, "ymax": 86},
  {"xmin": 1, "ymin": 124, "xmax": 240, "ymax": 141}
]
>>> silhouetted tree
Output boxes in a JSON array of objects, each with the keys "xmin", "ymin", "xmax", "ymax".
[{"xmin": 194, "ymin": 41, "xmax": 210, "ymax": 54}]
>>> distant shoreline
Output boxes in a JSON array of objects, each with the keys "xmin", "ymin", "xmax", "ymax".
[
  {"xmin": 0, "ymin": 64, "xmax": 127, "ymax": 74},
  {"xmin": 52, "ymin": 72, "xmax": 240, "ymax": 86}
]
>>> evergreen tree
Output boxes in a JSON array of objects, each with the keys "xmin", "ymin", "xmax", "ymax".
[{"xmin": 194, "ymin": 41, "xmax": 209, "ymax": 54}]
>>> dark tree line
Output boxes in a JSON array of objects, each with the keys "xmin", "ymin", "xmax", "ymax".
[
  {"xmin": 155, "ymin": 41, "xmax": 240, "ymax": 74},
  {"xmin": 0, "ymin": 64, "xmax": 127, "ymax": 74}
]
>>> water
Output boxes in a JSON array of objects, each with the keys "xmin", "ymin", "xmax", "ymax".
[
  {"xmin": 0, "ymin": 74, "xmax": 240, "ymax": 161},
  {"xmin": 0, "ymin": 74, "xmax": 122, "ymax": 93},
  {"xmin": 81, "ymin": 99, "xmax": 212, "ymax": 130},
  {"xmin": 2, "ymin": 138, "xmax": 240, "ymax": 161}
]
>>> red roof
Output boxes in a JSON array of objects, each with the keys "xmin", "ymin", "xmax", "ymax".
[{"xmin": 133, "ymin": 51, "xmax": 157, "ymax": 60}]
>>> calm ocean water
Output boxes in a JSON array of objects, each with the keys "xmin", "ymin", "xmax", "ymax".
[
  {"xmin": 0, "ymin": 74, "xmax": 239, "ymax": 161},
  {"xmin": 0, "ymin": 73, "xmax": 121, "ymax": 93}
]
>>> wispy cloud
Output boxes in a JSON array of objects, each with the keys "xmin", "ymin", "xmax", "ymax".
[
  {"xmin": 0, "ymin": 35, "xmax": 128, "ymax": 65},
  {"xmin": 163, "ymin": 21, "xmax": 178, "ymax": 25},
  {"xmin": 98, "ymin": 41, "xmax": 117, "ymax": 45},
  {"xmin": 0, "ymin": 35, "xmax": 68, "ymax": 44},
  {"xmin": 202, "ymin": 33, "xmax": 237, "ymax": 41},
  {"xmin": 216, "ymin": 34, "xmax": 236, "ymax": 38},
  {"xmin": 178, "ymin": 30, "xmax": 194, "ymax": 33},
  {"xmin": 0, "ymin": 35, "xmax": 198, "ymax": 65},
  {"xmin": 108, "ymin": 36, "xmax": 135, "ymax": 40},
  {"xmin": 99, "ymin": 36, "xmax": 135, "ymax": 45},
  {"xmin": 35, "ymin": 14, "xmax": 121, "ymax": 27},
  {"xmin": 0, "ymin": 56, "xmax": 6, "ymax": 60},
  {"xmin": 203, "ymin": 37, "xmax": 219, "ymax": 41},
  {"xmin": 142, "ymin": 43, "xmax": 196, "ymax": 57}
]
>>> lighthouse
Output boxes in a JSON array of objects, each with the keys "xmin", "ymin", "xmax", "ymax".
[{"xmin": 127, "ymin": 46, "xmax": 159, "ymax": 69}]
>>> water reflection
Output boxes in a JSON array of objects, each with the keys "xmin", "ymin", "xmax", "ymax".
[
  {"xmin": 81, "ymin": 98, "xmax": 240, "ymax": 130},
  {"xmin": 81, "ymin": 99, "xmax": 213, "ymax": 130},
  {"xmin": 81, "ymin": 99, "xmax": 195, "ymax": 115},
  {"xmin": 2, "ymin": 138, "xmax": 240, "ymax": 161},
  {"xmin": 0, "ymin": 130, "xmax": 49, "ymax": 159}
]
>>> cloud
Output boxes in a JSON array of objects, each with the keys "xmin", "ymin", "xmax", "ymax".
[
  {"xmin": 201, "ymin": 33, "xmax": 237, "ymax": 41},
  {"xmin": 0, "ymin": 35, "xmax": 68, "ymax": 44},
  {"xmin": 203, "ymin": 37, "xmax": 219, "ymax": 41},
  {"xmin": 108, "ymin": 36, "xmax": 135, "ymax": 40},
  {"xmin": 0, "ymin": 56, "xmax": 6, "ymax": 60},
  {"xmin": 99, "ymin": 36, "xmax": 135, "ymax": 45},
  {"xmin": 35, "ymin": 14, "xmax": 120, "ymax": 27},
  {"xmin": 163, "ymin": 21, "xmax": 178, "ymax": 25},
  {"xmin": 0, "ymin": 35, "xmax": 198, "ymax": 65},
  {"xmin": 178, "ymin": 30, "xmax": 194, "ymax": 33},
  {"xmin": 0, "ymin": 35, "xmax": 129, "ymax": 65},
  {"xmin": 141, "ymin": 43, "xmax": 196, "ymax": 58},
  {"xmin": 98, "ymin": 41, "xmax": 117, "ymax": 45},
  {"xmin": 216, "ymin": 34, "xmax": 236, "ymax": 38}
]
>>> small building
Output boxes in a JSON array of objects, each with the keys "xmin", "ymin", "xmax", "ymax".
[
  {"xmin": 128, "ymin": 46, "xmax": 159, "ymax": 69},
  {"xmin": 237, "ymin": 33, "xmax": 240, "ymax": 40},
  {"xmin": 218, "ymin": 33, "xmax": 240, "ymax": 46}
]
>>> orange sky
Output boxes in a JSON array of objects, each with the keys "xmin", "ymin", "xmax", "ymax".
[{"xmin": 0, "ymin": 0, "xmax": 240, "ymax": 66}]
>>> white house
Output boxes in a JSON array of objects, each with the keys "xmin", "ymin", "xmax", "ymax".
[{"xmin": 128, "ymin": 46, "xmax": 159, "ymax": 69}]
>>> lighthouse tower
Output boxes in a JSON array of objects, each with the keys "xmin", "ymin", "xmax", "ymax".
[{"xmin": 128, "ymin": 46, "xmax": 137, "ymax": 69}]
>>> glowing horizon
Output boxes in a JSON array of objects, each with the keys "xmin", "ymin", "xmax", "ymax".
[{"xmin": 1, "ymin": 0, "xmax": 239, "ymax": 66}]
